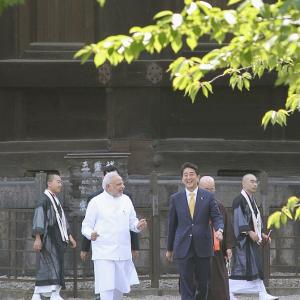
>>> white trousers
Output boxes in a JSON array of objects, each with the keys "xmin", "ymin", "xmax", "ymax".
[
  {"xmin": 100, "ymin": 289, "xmax": 123, "ymax": 300},
  {"xmin": 32, "ymin": 285, "xmax": 62, "ymax": 300},
  {"xmin": 229, "ymin": 279, "xmax": 274, "ymax": 300},
  {"xmin": 94, "ymin": 259, "xmax": 139, "ymax": 294}
]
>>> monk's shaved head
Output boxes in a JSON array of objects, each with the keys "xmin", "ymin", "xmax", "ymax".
[
  {"xmin": 199, "ymin": 176, "xmax": 215, "ymax": 193},
  {"xmin": 242, "ymin": 173, "xmax": 256, "ymax": 184},
  {"xmin": 242, "ymin": 173, "xmax": 258, "ymax": 195}
]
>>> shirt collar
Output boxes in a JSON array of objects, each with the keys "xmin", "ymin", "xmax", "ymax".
[
  {"xmin": 103, "ymin": 190, "xmax": 113, "ymax": 198},
  {"xmin": 185, "ymin": 187, "xmax": 198, "ymax": 200},
  {"xmin": 103, "ymin": 190, "xmax": 123, "ymax": 200}
]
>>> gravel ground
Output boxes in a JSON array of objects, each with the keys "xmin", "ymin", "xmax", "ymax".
[
  {"xmin": 1, "ymin": 277, "xmax": 299, "ymax": 290},
  {"xmin": 1, "ymin": 273, "xmax": 299, "ymax": 290},
  {"xmin": 134, "ymin": 297, "xmax": 297, "ymax": 300},
  {"xmin": 1, "ymin": 275, "xmax": 299, "ymax": 300},
  {"xmin": 65, "ymin": 296, "xmax": 299, "ymax": 300}
]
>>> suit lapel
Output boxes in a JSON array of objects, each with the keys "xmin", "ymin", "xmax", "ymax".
[
  {"xmin": 180, "ymin": 191, "xmax": 192, "ymax": 219},
  {"xmin": 194, "ymin": 189, "xmax": 204, "ymax": 220}
]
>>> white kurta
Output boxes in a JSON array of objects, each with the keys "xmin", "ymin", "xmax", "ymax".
[{"xmin": 81, "ymin": 191, "xmax": 140, "ymax": 294}]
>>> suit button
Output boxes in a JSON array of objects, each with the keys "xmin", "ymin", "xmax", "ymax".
[
  {"xmin": 189, "ymin": 234, "xmax": 192, "ymax": 237},
  {"xmin": 192, "ymin": 223, "xmax": 194, "ymax": 226}
]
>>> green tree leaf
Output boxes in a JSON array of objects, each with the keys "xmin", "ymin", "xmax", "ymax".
[
  {"xmin": 186, "ymin": 36, "xmax": 198, "ymax": 50},
  {"xmin": 94, "ymin": 52, "xmax": 106, "ymax": 67},
  {"xmin": 228, "ymin": 0, "xmax": 243, "ymax": 5},
  {"xmin": 171, "ymin": 32, "xmax": 183, "ymax": 53},
  {"xmin": 267, "ymin": 211, "xmax": 282, "ymax": 229},
  {"xmin": 153, "ymin": 10, "xmax": 173, "ymax": 20},
  {"xmin": 96, "ymin": 0, "xmax": 106, "ymax": 7},
  {"xmin": 282, "ymin": 206, "xmax": 293, "ymax": 219}
]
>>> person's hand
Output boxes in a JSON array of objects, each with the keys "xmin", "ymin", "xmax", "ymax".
[
  {"xmin": 226, "ymin": 249, "xmax": 232, "ymax": 260},
  {"xmin": 249, "ymin": 231, "xmax": 259, "ymax": 242},
  {"xmin": 91, "ymin": 231, "xmax": 99, "ymax": 241},
  {"xmin": 262, "ymin": 233, "xmax": 271, "ymax": 245},
  {"xmin": 137, "ymin": 219, "xmax": 147, "ymax": 231},
  {"xmin": 215, "ymin": 230, "xmax": 223, "ymax": 241},
  {"xmin": 131, "ymin": 250, "xmax": 139, "ymax": 258},
  {"xmin": 166, "ymin": 250, "xmax": 173, "ymax": 262},
  {"xmin": 33, "ymin": 238, "xmax": 42, "ymax": 252},
  {"xmin": 69, "ymin": 235, "xmax": 77, "ymax": 248},
  {"xmin": 80, "ymin": 251, "xmax": 90, "ymax": 261}
]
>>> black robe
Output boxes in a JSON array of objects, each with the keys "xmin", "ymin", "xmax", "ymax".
[
  {"xmin": 230, "ymin": 193, "xmax": 264, "ymax": 281},
  {"xmin": 207, "ymin": 200, "xmax": 235, "ymax": 300},
  {"xmin": 32, "ymin": 193, "xmax": 70, "ymax": 288}
]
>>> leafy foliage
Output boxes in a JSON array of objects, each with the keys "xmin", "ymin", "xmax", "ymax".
[
  {"xmin": 96, "ymin": 0, "xmax": 105, "ymax": 7},
  {"xmin": 267, "ymin": 196, "xmax": 300, "ymax": 229},
  {"xmin": 77, "ymin": 0, "xmax": 300, "ymax": 230},
  {"xmin": 75, "ymin": 0, "xmax": 300, "ymax": 127},
  {"xmin": 0, "ymin": 0, "xmax": 24, "ymax": 15}
]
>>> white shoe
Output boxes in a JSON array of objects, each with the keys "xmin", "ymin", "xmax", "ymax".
[
  {"xmin": 260, "ymin": 293, "xmax": 279, "ymax": 300},
  {"xmin": 50, "ymin": 293, "xmax": 64, "ymax": 300},
  {"xmin": 31, "ymin": 294, "xmax": 42, "ymax": 300},
  {"xmin": 230, "ymin": 293, "xmax": 238, "ymax": 300}
]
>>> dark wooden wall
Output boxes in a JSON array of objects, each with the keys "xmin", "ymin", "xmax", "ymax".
[{"xmin": 0, "ymin": 0, "xmax": 300, "ymax": 178}]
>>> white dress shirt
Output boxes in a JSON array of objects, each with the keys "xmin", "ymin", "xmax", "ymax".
[{"xmin": 185, "ymin": 187, "xmax": 198, "ymax": 204}]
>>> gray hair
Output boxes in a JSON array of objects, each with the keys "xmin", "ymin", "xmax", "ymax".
[{"xmin": 102, "ymin": 171, "xmax": 119, "ymax": 191}]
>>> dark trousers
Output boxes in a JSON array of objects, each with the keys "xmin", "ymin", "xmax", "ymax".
[{"xmin": 177, "ymin": 247, "xmax": 211, "ymax": 300}]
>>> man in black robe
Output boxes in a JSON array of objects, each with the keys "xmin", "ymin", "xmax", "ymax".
[
  {"xmin": 31, "ymin": 173, "xmax": 76, "ymax": 300},
  {"xmin": 229, "ymin": 174, "xmax": 278, "ymax": 300},
  {"xmin": 199, "ymin": 176, "xmax": 234, "ymax": 300}
]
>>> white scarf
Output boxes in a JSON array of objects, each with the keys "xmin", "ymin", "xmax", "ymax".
[
  {"xmin": 44, "ymin": 189, "xmax": 69, "ymax": 243},
  {"xmin": 241, "ymin": 189, "xmax": 262, "ymax": 243}
]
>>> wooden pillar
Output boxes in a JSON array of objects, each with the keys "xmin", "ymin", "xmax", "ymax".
[
  {"xmin": 150, "ymin": 171, "xmax": 160, "ymax": 288},
  {"xmin": 260, "ymin": 170, "xmax": 270, "ymax": 287}
]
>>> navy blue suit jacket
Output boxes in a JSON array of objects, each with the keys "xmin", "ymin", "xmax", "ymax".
[{"xmin": 167, "ymin": 188, "xmax": 224, "ymax": 259}]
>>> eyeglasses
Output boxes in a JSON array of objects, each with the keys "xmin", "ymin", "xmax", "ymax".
[{"xmin": 250, "ymin": 180, "xmax": 259, "ymax": 185}]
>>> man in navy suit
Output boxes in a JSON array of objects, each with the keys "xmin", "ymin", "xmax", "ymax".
[{"xmin": 166, "ymin": 162, "xmax": 224, "ymax": 300}]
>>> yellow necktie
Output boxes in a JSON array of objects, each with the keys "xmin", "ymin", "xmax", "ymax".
[{"xmin": 189, "ymin": 192, "xmax": 195, "ymax": 218}]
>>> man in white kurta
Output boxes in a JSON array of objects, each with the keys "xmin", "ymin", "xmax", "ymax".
[{"xmin": 82, "ymin": 171, "xmax": 147, "ymax": 300}]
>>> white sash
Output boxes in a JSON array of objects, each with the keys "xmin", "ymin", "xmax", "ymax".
[
  {"xmin": 44, "ymin": 189, "xmax": 69, "ymax": 243},
  {"xmin": 241, "ymin": 189, "xmax": 262, "ymax": 243}
]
